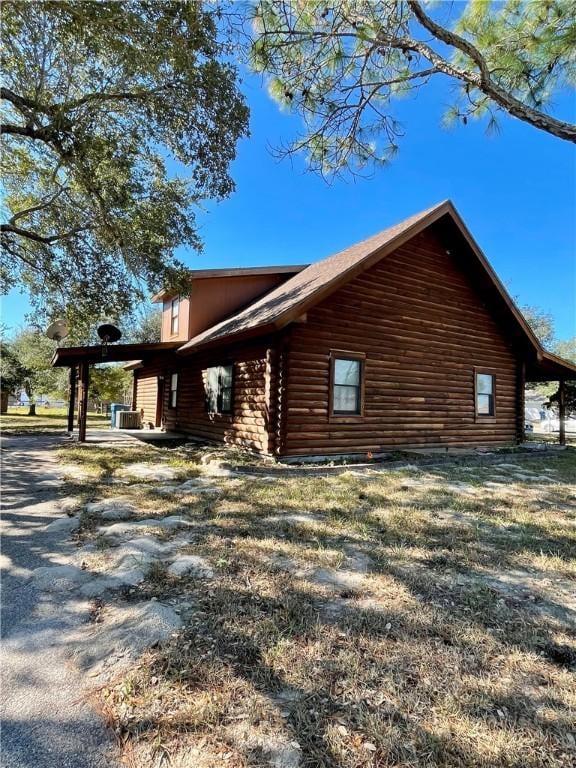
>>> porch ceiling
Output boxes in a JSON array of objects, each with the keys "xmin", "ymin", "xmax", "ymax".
[{"xmin": 526, "ymin": 350, "xmax": 576, "ymax": 382}]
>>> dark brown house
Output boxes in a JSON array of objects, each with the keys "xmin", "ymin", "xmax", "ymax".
[{"xmin": 54, "ymin": 201, "xmax": 576, "ymax": 455}]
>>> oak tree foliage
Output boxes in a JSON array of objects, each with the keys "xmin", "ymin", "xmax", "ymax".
[
  {"xmin": 124, "ymin": 307, "xmax": 163, "ymax": 344},
  {"xmin": 1, "ymin": 1, "xmax": 249, "ymax": 333},
  {"xmin": 553, "ymin": 338, "xmax": 576, "ymax": 364},
  {"xmin": 0, "ymin": 337, "xmax": 28, "ymax": 407},
  {"xmin": 89, "ymin": 365, "xmax": 133, "ymax": 408},
  {"xmin": 251, "ymin": 0, "xmax": 576, "ymax": 175},
  {"xmin": 520, "ymin": 304, "xmax": 556, "ymax": 349},
  {"xmin": 10, "ymin": 328, "xmax": 66, "ymax": 413}
]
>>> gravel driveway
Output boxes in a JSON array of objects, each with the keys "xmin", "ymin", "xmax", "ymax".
[{"xmin": 1, "ymin": 435, "xmax": 118, "ymax": 768}]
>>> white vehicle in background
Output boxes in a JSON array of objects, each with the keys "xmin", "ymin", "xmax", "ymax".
[
  {"xmin": 524, "ymin": 404, "xmax": 576, "ymax": 435},
  {"xmin": 541, "ymin": 416, "xmax": 576, "ymax": 434},
  {"xmin": 524, "ymin": 406, "xmax": 541, "ymax": 433}
]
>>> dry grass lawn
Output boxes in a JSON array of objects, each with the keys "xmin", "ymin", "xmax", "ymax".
[
  {"xmin": 59, "ymin": 443, "xmax": 576, "ymax": 768},
  {"xmin": 0, "ymin": 406, "xmax": 109, "ymax": 434}
]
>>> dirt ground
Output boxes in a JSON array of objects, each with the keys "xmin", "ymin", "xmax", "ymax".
[{"xmin": 53, "ymin": 442, "xmax": 576, "ymax": 768}]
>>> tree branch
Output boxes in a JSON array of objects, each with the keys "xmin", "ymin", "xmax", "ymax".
[
  {"xmin": 1, "ymin": 86, "xmax": 55, "ymax": 117},
  {"xmin": 0, "ymin": 123, "xmax": 53, "ymax": 140},
  {"xmin": 407, "ymin": 0, "xmax": 576, "ymax": 142},
  {"xmin": 257, "ymin": 8, "xmax": 576, "ymax": 144},
  {"xmin": 9, "ymin": 186, "xmax": 69, "ymax": 224},
  {"xmin": 59, "ymin": 83, "xmax": 177, "ymax": 112},
  {"xmin": 1, "ymin": 222, "xmax": 86, "ymax": 244}
]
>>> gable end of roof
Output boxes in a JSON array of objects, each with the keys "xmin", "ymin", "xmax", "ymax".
[{"xmin": 176, "ymin": 201, "xmax": 575, "ymax": 382}]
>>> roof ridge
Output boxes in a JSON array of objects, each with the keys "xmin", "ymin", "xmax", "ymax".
[{"xmin": 177, "ymin": 200, "xmax": 451, "ymax": 353}]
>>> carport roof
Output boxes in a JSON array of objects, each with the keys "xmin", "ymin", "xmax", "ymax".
[
  {"xmin": 51, "ymin": 341, "xmax": 181, "ymax": 367},
  {"xmin": 526, "ymin": 350, "xmax": 576, "ymax": 382}
]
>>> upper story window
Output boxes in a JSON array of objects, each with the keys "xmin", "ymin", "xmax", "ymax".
[
  {"xmin": 331, "ymin": 354, "xmax": 364, "ymax": 415},
  {"xmin": 170, "ymin": 297, "xmax": 179, "ymax": 335},
  {"xmin": 475, "ymin": 372, "xmax": 495, "ymax": 416},
  {"xmin": 206, "ymin": 364, "xmax": 233, "ymax": 415}
]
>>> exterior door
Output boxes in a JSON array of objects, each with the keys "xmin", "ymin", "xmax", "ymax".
[{"xmin": 155, "ymin": 376, "xmax": 165, "ymax": 428}]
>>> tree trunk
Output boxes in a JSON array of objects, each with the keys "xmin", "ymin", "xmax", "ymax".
[
  {"xmin": 28, "ymin": 402, "xmax": 36, "ymax": 416},
  {"xmin": 1, "ymin": 391, "xmax": 8, "ymax": 414}
]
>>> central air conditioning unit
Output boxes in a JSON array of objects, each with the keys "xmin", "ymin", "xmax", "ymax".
[{"xmin": 116, "ymin": 410, "xmax": 142, "ymax": 430}]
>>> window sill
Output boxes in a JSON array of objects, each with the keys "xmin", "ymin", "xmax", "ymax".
[{"xmin": 329, "ymin": 414, "xmax": 364, "ymax": 423}]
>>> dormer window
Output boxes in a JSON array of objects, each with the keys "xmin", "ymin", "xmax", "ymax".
[{"xmin": 170, "ymin": 297, "xmax": 179, "ymax": 335}]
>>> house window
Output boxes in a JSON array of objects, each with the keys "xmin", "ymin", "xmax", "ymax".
[
  {"xmin": 476, "ymin": 372, "xmax": 495, "ymax": 416},
  {"xmin": 331, "ymin": 356, "xmax": 363, "ymax": 415},
  {"xmin": 206, "ymin": 364, "xmax": 233, "ymax": 415},
  {"xmin": 170, "ymin": 297, "xmax": 179, "ymax": 335},
  {"xmin": 169, "ymin": 373, "xmax": 178, "ymax": 409}
]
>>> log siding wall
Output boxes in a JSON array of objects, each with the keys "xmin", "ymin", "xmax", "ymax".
[
  {"xmin": 162, "ymin": 342, "xmax": 272, "ymax": 453},
  {"xmin": 282, "ymin": 228, "xmax": 519, "ymax": 455}
]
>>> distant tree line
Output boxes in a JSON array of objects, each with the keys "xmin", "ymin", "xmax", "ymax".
[{"xmin": 0, "ymin": 309, "xmax": 161, "ymax": 414}]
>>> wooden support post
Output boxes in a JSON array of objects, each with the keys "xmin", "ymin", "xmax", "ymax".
[
  {"xmin": 67, "ymin": 367, "xmax": 77, "ymax": 432},
  {"xmin": 558, "ymin": 379, "xmax": 566, "ymax": 446},
  {"xmin": 517, "ymin": 361, "xmax": 526, "ymax": 444},
  {"xmin": 131, "ymin": 373, "xmax": 137, "ymax": 410},
  {"xmin": 77, "ymin": 362, "xmax": 90, "ymax": 443}
]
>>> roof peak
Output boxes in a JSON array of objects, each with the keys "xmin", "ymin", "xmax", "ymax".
[{"xmin": 178, "ymin": 200, "xmax": 457, "ymax": 353}]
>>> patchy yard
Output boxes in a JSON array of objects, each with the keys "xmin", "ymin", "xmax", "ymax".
[
  {"xmin": 0, "ymin": 406, "xmax": 108, "ymax": 434},
  {"xmin": 47, "ymin": 444, "xmax": 576, "ymax": 767}
]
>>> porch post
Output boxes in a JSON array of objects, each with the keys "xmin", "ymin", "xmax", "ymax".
[
  {"xmin": 558, "ymin": 379, "xmax": 566, "ymax": 446},
  {"xmin": 517, "ymin": 361, "xmax": 526, "ymax": 444},
  {"xmin": 67, "ymin": 367, "xmax": 77, "ymax": 433},
  {"xmin": 77, "ymin": 362, "xmax": 90, "ymax": 443}
]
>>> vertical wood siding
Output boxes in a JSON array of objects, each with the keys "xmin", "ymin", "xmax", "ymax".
[
  {"xmin": 133, "ymin": 364, "xmax": 162, "ymax": 427},
  {"xmin": 283, "ymin": 228, "xmax": 520, "ymax": 455}
]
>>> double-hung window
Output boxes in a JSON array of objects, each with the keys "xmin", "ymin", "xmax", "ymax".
[
  {"xmin": 206, "ymin": 364, "xmax": 234, "ymax": 415},
  {"xmin": 475, "ymin": 372, "xmax": 495, "ymax": 417},
  {"xmin": 169, "ymin": 373, "xmax": 178, "ymax": 409},
  {"xmin": 331, "ymin": 355, "xmax": 363, "ymax": 415},
  {"xmin": 170, "ymin": 297, "xmax": 179, "ymax": 335}
]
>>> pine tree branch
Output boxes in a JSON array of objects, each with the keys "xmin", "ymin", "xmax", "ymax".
[{"xmin": 407, "ymin": 0, "xmax": 576, "ymax": 142}]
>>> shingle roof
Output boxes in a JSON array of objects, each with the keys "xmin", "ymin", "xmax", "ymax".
[
  {"xmin": 175, "ymin": 199, "xmax": 576, "ymax": 383},
  {"xmin": 178, "ymin": 200, "xmax": 450, "ymax": 354}
]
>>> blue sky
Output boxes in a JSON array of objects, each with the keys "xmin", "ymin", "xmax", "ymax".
[{"xmin": 3, "ymin": 68, "xmax": 575, "ymax": 341}]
